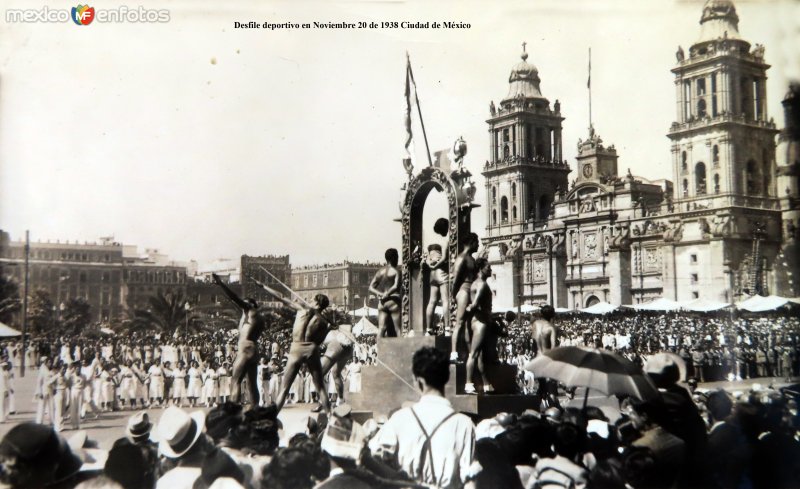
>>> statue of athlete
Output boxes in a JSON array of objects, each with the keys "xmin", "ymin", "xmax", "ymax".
[
  {"xmin": 464, "ymin": 257, "xmax": 494, "ymax": 394},
  {"xmin": 212, "ymin": 273, "xmax": 264, "ymax": 406},
  {"xmin": 252, "ymin": 278, "xmax": 333, "ymax": 414},
  {"xmin": 369, "ymin": 248, "xmax": 401, "ymax": 337},
  {"xmin": 424, "ymin": 218, "xmax": 450, "ymax": 335},
  {"xmin": 451, "ymin": 232, "xmax": 480, "ymax": 363}
]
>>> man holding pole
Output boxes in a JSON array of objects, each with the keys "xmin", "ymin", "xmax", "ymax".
[
  {"xmin": 212, "ymin": 273, "xmax": 264, "ymax": 406},
  {"xmin": 250, "ymin": 274, "xmax": 333, "ymax": 414}
]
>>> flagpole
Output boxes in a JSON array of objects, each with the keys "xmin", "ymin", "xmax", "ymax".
[
  {"xmin": 588, "ymin": 47, "xmax": 592, "ymax": 131},
  {"xmin": 407, "ymin": 53, "xmax": 434, "ymax": 167}
]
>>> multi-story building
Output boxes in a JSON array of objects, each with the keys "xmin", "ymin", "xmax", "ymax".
[
  {"xmin": 291, "ymin": 262, "xmax": 382, "ymax": 311},
  {"xmin": 240, "ymin": 255, "xmax": 291, "ymax": 308},
  {"xmin": 0, "ymin": 232, "xmax": 187, "ymax": 324},
  {"xmin": 483, "ymin": 0, "xmax": 798, "ymax": 309}
]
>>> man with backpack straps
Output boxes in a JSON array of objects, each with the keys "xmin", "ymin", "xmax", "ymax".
[{"xmin": 369, "ymin": 347, "xmax": 476, "ymax": 489}]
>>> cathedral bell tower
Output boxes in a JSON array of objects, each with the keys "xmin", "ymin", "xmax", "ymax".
[
  {"xmin": 668, "ymin": 0, "xmax": 779, "ymax": 208},
  {"xmin": 483, "ymin": 44, "xmax": 570, "ymax": 238}
]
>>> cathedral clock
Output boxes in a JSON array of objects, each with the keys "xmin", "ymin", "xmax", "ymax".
[{"xmin": 582, "ymin": 164, "xmax": 593, "ymax": 178}]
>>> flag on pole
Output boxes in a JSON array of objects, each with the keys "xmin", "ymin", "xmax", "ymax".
[
  {"xmin": 587, "ymin": 47, "xmax": 591, "ymax": 89},
  {"xmin": 404, "ymin": 54, "xmax": 415, "ymax": 158}
]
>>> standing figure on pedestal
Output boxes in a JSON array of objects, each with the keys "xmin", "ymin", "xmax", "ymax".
[
  {"xmin": 369, "ymin": 248, "xmax": 402, "ymax": 337},
  {"xmin": 464, "ymin": 258, "xmax": 495, "ymax": 394},
  {"xmin": 424, "ymin": 218, "xmax": 451, "ymax": 336},
  {"xmin": 531, "ymin": 304, "xmax": 561, "ymax": 409},
  {"xmin": 451, "ymin": 233, "xmax": 480, "ymax": 363}
]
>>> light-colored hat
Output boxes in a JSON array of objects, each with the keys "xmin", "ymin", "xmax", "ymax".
[
  {"xmin": 157, "ymin": 407, "xmax": 206, "ymax": 458},
  {"xmin": 126, "ymin": 411, "xmax": 153, "ymax": 442},
  {"xmin": 320, "ymin": 412, "xmax": 366, "ymax": 460}
]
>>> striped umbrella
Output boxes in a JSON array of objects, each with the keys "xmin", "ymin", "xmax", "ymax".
[{"xmin": 524, "ymin": 346, "xmax": 658, "ymax": 403}]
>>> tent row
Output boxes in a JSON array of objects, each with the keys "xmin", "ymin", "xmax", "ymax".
[{"xmin": 574, "ymin": 294, "xmax": 800, "ymax": 315}]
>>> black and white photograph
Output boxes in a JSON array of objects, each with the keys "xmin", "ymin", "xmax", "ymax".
[{"xmin": 0, "ymin": 0, "xmax": 799, "ymax": 488}]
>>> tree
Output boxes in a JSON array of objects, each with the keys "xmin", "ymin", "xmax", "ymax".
[
  {"xmin": 28, "ymin": 289, "xmax": 55, "ymax": 334},
  {"xmin": 127, "ymin": 290, "xmax": 189, "ymax": 335},
  {"xmin": 60, "ymin": 297, "xmax": 91, "ymax": 336},
  {"xmin": 0, "ymin": 276, "xmax": 20, "ymax": 325}
]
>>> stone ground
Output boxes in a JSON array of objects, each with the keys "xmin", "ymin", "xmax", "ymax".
[{"xmin": 0, "ymin": 369, "xmax": 795, "ymax": 450}]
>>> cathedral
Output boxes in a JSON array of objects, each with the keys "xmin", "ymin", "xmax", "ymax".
[{"xmin": 483, "ymin": 0, "xmax": 799, "ymax": 310}]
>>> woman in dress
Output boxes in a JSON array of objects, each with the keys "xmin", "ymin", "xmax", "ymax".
[
  {"xmin": 147, "ymin": 361, "xmax": 165, "ymax": 408},
  {"xmin": 131, "ymin": 358, "xmax": 148, "ymax": 408},
  {"xmin": 202, "ymin": 360, "xmax": 219, "ymax": 407},
  {"xmin": 348, "ymin": 359, "xmax": 363, "ymax": 394},
  {"xmin": 171, "ymin": 361, "xmax": 187, "ymax": 407},
  {"xmin": 217, "ymin": 360, "xmax": 231, "ymax": 404},
  {"xmin": 186, "ymin": 360, "xmax": 202, "ymax": 407},
  {"xmin": 119, "ymin": 360, "xmax": 136, "ymax": 410}
]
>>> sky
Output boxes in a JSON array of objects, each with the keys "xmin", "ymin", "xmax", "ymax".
[{"xmin": 0, "ymin": 0, "xmax": 797, "ymax": 266}]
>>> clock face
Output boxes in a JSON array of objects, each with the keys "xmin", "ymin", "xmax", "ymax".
[{"xmin": 582, "ymin": 164, "xmax": 594, "ymax": 178}]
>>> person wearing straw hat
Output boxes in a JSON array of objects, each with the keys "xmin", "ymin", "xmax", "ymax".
[
  {"xmin": 126, "ymin": 411, "xmax": 154, "ymax": 445},
  {"xmin": 155, "ymin": 406, "xmax": 211, "ymax": 488}
]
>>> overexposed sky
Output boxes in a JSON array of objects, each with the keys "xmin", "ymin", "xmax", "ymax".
[{"xmin": 0, "ymin": 0, "xmax": 796, "ymax": 266}]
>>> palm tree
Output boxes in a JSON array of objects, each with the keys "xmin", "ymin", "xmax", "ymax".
[{"xmin": 125, "ymin": 290, "xmax": 190, "ymax": 335}]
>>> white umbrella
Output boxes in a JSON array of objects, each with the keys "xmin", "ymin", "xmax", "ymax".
[
  {"xmin": 682, "ymin": 298, "xmax": 731, "ymax": 312},
  {"xmin": 0, "ymin": 322, "xmax": 22, "ymax": 337},
  {"xmin": 736, "ymin": 295, "xmax": 789, "ymax": 312},
  {"xmin": 580, "ymin": 301, "xmax": 618, "ymax": 315},
  {"xmin": 630, "ymin": 297, "xmax": 683, "ymax": 312},
  {"xmin": 353, "ymin": 316, "xmax": 379, "ymax": 336}
]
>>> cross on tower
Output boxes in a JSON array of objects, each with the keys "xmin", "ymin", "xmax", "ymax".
[{"xmin": 522, "ymin": 41, "xmax": 526, "ymax": 53}]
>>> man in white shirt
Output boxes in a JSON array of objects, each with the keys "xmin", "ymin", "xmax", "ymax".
[{"xmin": 370, "ymin": 347, "xmax": 476, "ymax": 489}]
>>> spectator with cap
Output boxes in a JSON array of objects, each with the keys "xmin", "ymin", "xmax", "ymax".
[
  {"xmin": 125, "ymin": 411, "xmax": 156, "ymax": 447},
  {"xmin": 104, "ymin": 439, "xmax": 157, "ymax": 489},
  {"xmin": 0, "ymin": 422, "xmax": 85, "ymax": 488}
]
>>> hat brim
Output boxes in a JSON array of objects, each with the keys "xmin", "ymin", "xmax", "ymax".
[{"xmin": 159, "ymin": 411, "xmax": 206, "ymax": 458}]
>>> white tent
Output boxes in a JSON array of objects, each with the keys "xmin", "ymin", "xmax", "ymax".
[
  {"xmin": 736, "ymin": 295, "xmax": 790, "ymax": 312},
  {"xmin": 682, "ymin": 298, "xmax": 731, "ymax": 312},
  {"xmin": 555, "ymin": 307, "xmax": 573, "ymax": 313},
  {"xmin": 629, "ymin": 297, "xmax": 683, "ymax": 311},
  {"xmin": 348, "ymin": 306, "xmax": 379, "ymax": 317},
  {"xmin": 0, "ymin": 322, "xmax": 21, "ymax": 337},
  {"xmin": 579, "ymin": 301, "xmax": 618, "ymax": 315},
  {"xmin": 520, "ymin": 304, "xmax": 541, "ymax": 313},
  {"xmin": 352, "ymin": 316, "xmax": 379, "ymax": 336}
]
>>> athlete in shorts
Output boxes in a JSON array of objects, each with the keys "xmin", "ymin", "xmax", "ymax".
[
  {"xmin": 256, "ymin": 283, "xmax": 333, "ymax": 414},
  {"xmin": 451, "ymin": 232, "xmax": 480, "ymax": 363},
  {"xmin": 369, "ymin": 248, "xmax": 401, "ymax": 337},
  {"xmin": 212, "ymin": 273, "xmax": 264, "ymax": 406},
  {"xmin": 312, "ymin": 324, "xmax": 359, "ymax": 411},
  {"xmin": 531, "ymin": 304, "xmax": 561, "ymax": 409},
  {"xmin": 464, "ymin": 258, "xmax": 494, "ymax": 394},
  {"xmin": 424, "ymin": 218, "xmax": 450, "ymax": 335}
]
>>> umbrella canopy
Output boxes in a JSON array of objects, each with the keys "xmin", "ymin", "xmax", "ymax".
[
  {"xmin": 736, "ymin": 295, "xmax": 789, "ymax": 312},
  {"xmin": 0, "ymin": 322, "xmax": 22, "ymax": 337},
  {"xmin": 629, "ymin": 297, "xmax": 683, "ymax": 311},
  {"xmin": 524, "ymin": 346, "xmax": 658, "ymax": 400},
  {"xmin": 682, "ymin": 298, "xmax": 730, "ymax": 312},
  {"xmin": 579, "ymin": 301, "xmax": 617, "ymax": 315}
]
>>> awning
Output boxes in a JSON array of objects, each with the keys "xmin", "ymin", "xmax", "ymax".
[
  {"xmin": 629, "ymin": 297, "xmax": 683, "ymax": 312},
  {"xmin": 682, "ymin": 298, "xmax": 731, "ymax": 312},
  {"xmin": 579, "ymin": 301, "xmax": 618, "ymax": 315},
  {"xmin": 348, "ymin": 306, "xmax": 379, "ymax": 317},
  {"xmin": 352, "ymin": 316, "xmax": 379, "ymax": 336},
  {"xmin": 0, "ymin": 322, "xmax": 22, "ymax": 337},
  {"xmin": 736, "ymin": 295, "xmax": 790, "ymax": 312}
]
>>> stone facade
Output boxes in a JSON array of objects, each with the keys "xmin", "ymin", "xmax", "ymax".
[
  {"xmin": 290, "ymin": 262, "xmax": 382, "ymax": 311},
  {"xmin": 483, "ymin": 0, "xmax": 798, "ymax": 309}
]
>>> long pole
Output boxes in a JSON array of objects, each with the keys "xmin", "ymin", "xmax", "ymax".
[
  {"xmin": 407, "ymin": 54, "xmax": 434, "ymax": 167},
  {"xmin": 21, "ymin": 230, "xmax": 29, "ymax": 377},
  {"xmin": 588, "ymin": 47, "xmax": 592, "ymax": 131}
]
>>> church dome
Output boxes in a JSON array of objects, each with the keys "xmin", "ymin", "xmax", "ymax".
[
  {"xmin": 502, "ymin": 49, "xmax": 545, "ymax": 103},
  {"xmin": 695, "ymin": 0, "xmax": 744, "ymax": 46}
]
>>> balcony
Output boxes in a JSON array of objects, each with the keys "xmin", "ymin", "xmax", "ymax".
[{"xmin": 669, "ymin": 113, "xmax": 777, "ymax": 135}]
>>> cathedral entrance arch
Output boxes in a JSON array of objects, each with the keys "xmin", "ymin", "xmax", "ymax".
[
  {"xmin": 401, "ymin": 166, "xmax": 476, "ymax": 334},
  {"xmin": 585, "ymin": 295, "xmax": 600, "ymax": 308}
]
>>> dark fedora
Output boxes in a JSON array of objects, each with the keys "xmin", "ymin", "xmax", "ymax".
[{"xmin": 0, "ymin": 423, "xmax": 82, "ymax": 488}]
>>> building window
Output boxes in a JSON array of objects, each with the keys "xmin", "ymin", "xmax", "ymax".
[
  {"xmin": 500, "ymin": 197, "xmax": 509, "ymax": 222},
  {"xmin": 681, "ymin": 151, "xmax": 687, "ymax": 172},
  {"xmin": 697, "ymin": 78, "xmax": 706, "ymax": 96},
  {"xmin": 353, "ymin": 273, "xmax": 359, "ymax": 285},
  {"xmin": 491, "ymin": 186, "xmax": 497, "ymax": 204},
  {"xmin": 303, "ymin": 275, "xmax": 309, "ymax": 287},
  {"xmin": 746, "ymin": 159, "xmax": 757, "ymax": 195},
  {"xmin": 512, "ymin": 206, "xmax": 517, "ymax": 221},
  {"xmin": 753, "ymin": 78, "xmax": 762, "ymax": 120},
  {"xmin": 691, "ymin": 273, "xmax": 698, "ymax": 284},
  {"xmin": 692, "ymin": 291, "xmax": 699, "ymax": 299},
  {"xmin": 538, "ymin": 195, "xmax": 551, "ymax": 221},
  {"xmin": 79, "ymin": 272, "xmax": 87, "ymax": 283},
  {"xmin": 713, "ymin": 174, "xmax": 720, "ymax": 194},
  {"xmin": 503, "ymin": 128, "xmax": 509, "ymax": 142},
  {"xmin": 323, "ymin": 273, "xmax": 328, "ymax": 286},
  {"xmin": 711, "ymin": 73, "xmax": 718, "ymax": 116},
  {"xmin": 690, "ymin": 254, "xmax": 697, "ymax": 264},
  {"xmin": 695, "ymin": 162, "xmax": 707, "ymax": 195},
  {"xmin": 102, "ymin": 271, "xmax": 109, "ymax": 282},
  {"xmin": 683, "ymin": 80, "xmax": 691, "ymax": 120},
  {"xmin": 682, "ymin": 179, "xmax": 688, "ymax": 198},
  {"xmin": 511, "ymin": 183, "xmax": 517, "ymax": 200},
  {"xmin": 712, "ymin": 145, "xmax": 719, "ymax": 166},
  {"xmin": 697, "ymin": 99, "xmax": 707, "ymax": 118},
  {"xmin": 492, "ymin": 210, "xmax": 497, "ymax": 226}
]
